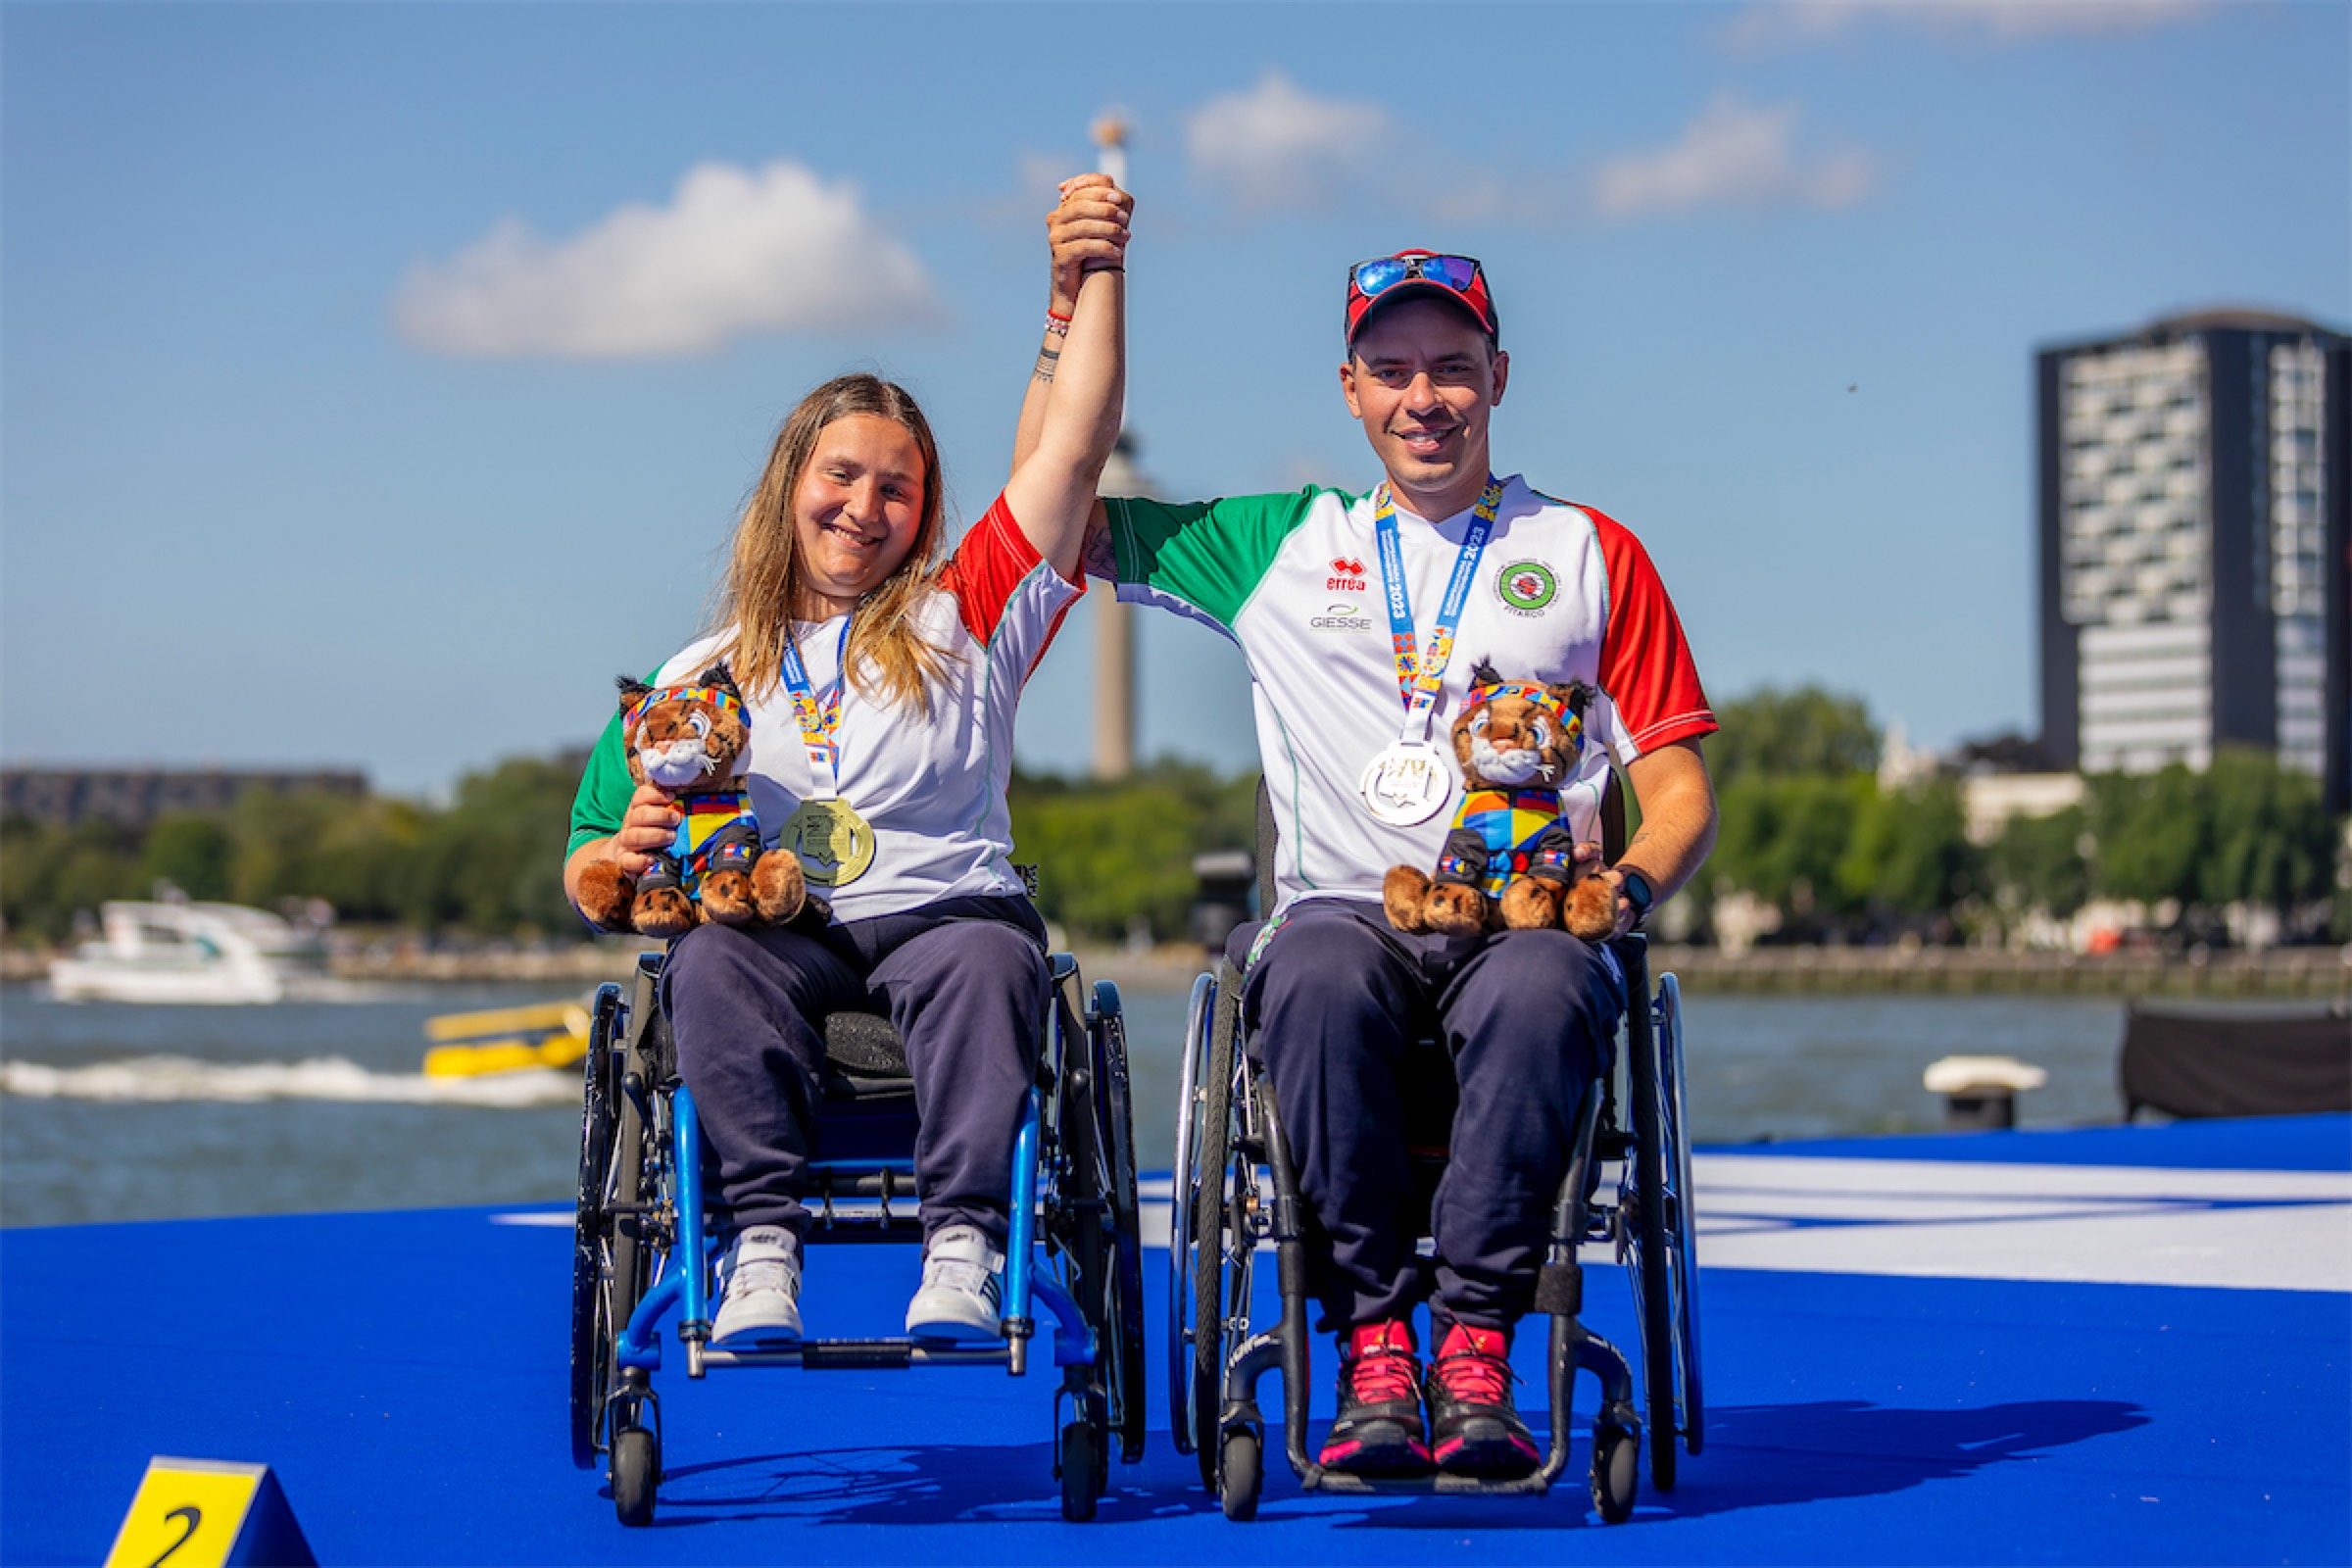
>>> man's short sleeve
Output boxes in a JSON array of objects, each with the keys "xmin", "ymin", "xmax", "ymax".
[
  {"xmin": 1104, "ymin": 489, "xmax": 1331, "ymax": 633},
  {"xmin": 1591, "ymin": 509, "xmax": 1716, "ymax": 757}
]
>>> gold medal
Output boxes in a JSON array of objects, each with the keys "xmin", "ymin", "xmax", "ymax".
[{"xmin": 781, "ymin": 799, "xmax": 876, "ymax": 888}]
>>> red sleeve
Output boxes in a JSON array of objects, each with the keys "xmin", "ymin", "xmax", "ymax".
[
  {"xmin": 1591, "ymin": 508, "xmax": 1717, "ymax": 755},
  {"xmin": 938, "ymin": 490, "xmax": 1086, "ymax": 653}
]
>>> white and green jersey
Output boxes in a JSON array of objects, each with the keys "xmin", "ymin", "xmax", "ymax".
[{"xmin": 1106, "ymin": 475, "xmax": 1715, "ymax": 914}]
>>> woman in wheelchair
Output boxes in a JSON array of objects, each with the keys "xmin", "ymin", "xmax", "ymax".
[{"xmin": 562, "ymin": 177, "xmax": 1130, "ymax": 1349}]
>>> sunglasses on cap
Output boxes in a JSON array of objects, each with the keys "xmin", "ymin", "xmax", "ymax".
[
  {"xmin": 1350, "ymin": 253, "xmax": 1482, "ymax": 298},
  {"xmin": 1345, "ymin": 251, "xmax": 1497, "ymax": 348}
]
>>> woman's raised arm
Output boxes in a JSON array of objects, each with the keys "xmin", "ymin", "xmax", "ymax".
[{"xmin": 1003, "ymin": 177, "xmax": 1128, "ymax": 578}]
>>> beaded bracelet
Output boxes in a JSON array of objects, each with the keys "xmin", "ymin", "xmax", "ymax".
[{"xmin": 1044, "ymin": 316, "xmax": 1072, "ymax": 338}]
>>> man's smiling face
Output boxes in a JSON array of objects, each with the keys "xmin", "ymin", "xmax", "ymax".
[{"xmin": 1340, "ymin": 295, "xmax": 1509, "ymax": 520}]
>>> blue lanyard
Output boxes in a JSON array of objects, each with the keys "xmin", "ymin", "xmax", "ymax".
[
  {"xmin": 776, "ymin": 617, "xmax": 854, "ymax": 800},
  {"xmin": 1371, "ymin": 475, "xmax": 1506, "ymax": 742}
]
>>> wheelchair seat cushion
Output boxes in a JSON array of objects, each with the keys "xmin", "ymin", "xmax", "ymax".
[{"xmin": 823, "ymin": 1009, "xmax": 911, "ymax": 1081}]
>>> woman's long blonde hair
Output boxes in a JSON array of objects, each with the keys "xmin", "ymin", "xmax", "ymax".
[{"xmin": 710, "ymin": 374, "xmax": 955, "ymax": 717}]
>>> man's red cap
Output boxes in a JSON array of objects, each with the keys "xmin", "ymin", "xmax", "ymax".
[{"xmin": 1345, "ymin": 249, "xmax": 1499, "ymax": 352}]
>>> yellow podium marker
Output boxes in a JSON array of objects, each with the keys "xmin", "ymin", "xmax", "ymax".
[{"xmin": 105, "ymin": 1457, "xmax": 315, "ymax": 1568}]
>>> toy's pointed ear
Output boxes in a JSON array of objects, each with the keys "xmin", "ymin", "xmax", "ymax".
[
  {"xmin": 1469, "ymin": 656, "xmax": 1503, "ymax": 689},
  {"xmin": 616, "ymin": 676, "xmax": 655, "ymax": 720},
  {"xmin": 699, "ymin": 662, "xmax": 746, "ymax": 704},
  {"xmin": 1554, "ymin": 679, "xmax": 1595, "ymax": 719}
]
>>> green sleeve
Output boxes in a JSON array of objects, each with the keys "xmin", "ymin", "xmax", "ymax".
[
  {"xmin": 1103, "ymin": 488, "xmax": 1340, "ymax": 631},
  {"xmin": 567, "ymin": 708, "xmax": 636, "ymax": 858}
]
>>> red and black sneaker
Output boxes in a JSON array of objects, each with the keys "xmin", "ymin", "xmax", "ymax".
[
  {"xmin": 1317, "ymin": 1320, "xmax": 1433, "ymax": 1475},
  {"xmin": 1426, "ymin": 1320, "xmax": 1542, "ymax": 1478}
]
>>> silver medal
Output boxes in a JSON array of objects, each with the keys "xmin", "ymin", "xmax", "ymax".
[{"xmin": 1358, "ymin": 741, "xmax": 1453, "ymax": 826}]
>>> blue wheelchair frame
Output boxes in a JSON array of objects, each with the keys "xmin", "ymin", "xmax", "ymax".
[{"xmin": 569, "ymin": 948, "xmax": 1145, "ymax": 1525}]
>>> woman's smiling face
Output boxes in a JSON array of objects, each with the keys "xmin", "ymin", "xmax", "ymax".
[{"xmin": 790, "ymin": 413, "xmax": 927, "ymax": 619}]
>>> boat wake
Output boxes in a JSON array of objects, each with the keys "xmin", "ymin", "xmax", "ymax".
[{"xmin": 0, "ymin": 1055, "xmax": 578, "ymax": 1107}]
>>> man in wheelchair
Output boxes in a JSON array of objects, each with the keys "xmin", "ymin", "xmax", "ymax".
[{"xmin": 1022, "ymin": 246, "xmax": 1720, "ymax": 1480}]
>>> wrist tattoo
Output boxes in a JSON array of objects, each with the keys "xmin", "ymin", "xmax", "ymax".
[{"xmin": 1033, "ymin": 345, "xmax": 1059, "ymax": 383}]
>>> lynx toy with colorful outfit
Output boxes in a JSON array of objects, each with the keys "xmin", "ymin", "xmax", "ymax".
[
  {"xmin": 573, "ymin": 662, "xmax": 807, "ymax": 939},
  {"xmin": 1382, "ymin": 660, "xmax": 1617, "ymax": 942}
]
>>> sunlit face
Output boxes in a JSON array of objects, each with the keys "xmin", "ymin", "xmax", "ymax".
[
  {"xmin": 1339, "ymin": 296, "xmax": 1508, "ymax": 520},
  {"xmin": 791, "ymin": 414, "xmax": 927, "ymax": 618}
]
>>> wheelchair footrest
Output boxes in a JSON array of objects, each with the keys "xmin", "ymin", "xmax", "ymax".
[
  {"xmin": 1302, "ymin": 1468, "xmax": 1555, "ymax": 1497},
  {"xmin": 699, "ymin": 1339, "xmax": 1011, "ymax": 1372}
]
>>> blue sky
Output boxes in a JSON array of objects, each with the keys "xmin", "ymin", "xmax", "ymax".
[{"xmin": 4, "ymin": 1, "xmax": 2345, "ymax": 798}]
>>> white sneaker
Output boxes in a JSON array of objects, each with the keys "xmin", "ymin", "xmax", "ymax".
[
  {"xmin": 711, "ymin": 1226, "xmax": 803, "ymax": 1348},
  {"xmin": 906, "ymin": 1225, "xmax": 1005, "ymax": 1343}
]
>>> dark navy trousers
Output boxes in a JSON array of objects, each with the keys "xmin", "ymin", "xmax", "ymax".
[
  {"xmin": 662, "ymin": 894, "xmax": 1048, "ymax": 1248},
  {"xmin": 1241, "ymin": 898, "xmax": 1624, "ymax": 1333}
]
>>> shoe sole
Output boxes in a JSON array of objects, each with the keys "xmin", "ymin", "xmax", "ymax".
[
  {"xmin": 1318, "ymin": 1432, "xmax": 1435, "ymax": 1476},
  {"xmin": 906, "ymin": 1319, "xmax": 1003, "ymax": 1344},
  {"xmin": 1433, "ymin": 1432, "xmax": 1542, "ymax": 1479}
]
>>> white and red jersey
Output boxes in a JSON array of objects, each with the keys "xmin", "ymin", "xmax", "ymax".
[
  {"xmin": 1105, "ymin": 475, "xmax": 1714, "ymax": 914},
  {"xmin": 570, "ymin": 492, "xmax": 1082, "ymax": 922}
]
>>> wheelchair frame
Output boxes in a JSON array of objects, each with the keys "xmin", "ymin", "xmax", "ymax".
[
  {"xmin": 568, "ymin": 947, "xmax": 1148, "ymax": 1525},
  {"xmin": 1167, "ymin": 783, "xmax": 1704, "ymax": 1521}
]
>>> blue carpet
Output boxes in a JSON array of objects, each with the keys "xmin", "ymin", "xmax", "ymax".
[{"xmin": 4, "ymin": 1117, "xmax": 2346, "ymax": 1565}]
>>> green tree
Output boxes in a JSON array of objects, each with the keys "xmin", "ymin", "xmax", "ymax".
[
  {"xmin": 1711, "ymin": 771, "xmax": 1874, "ymax": 925},
  {"xmin": 1707, "ymin": 686, "xmax": 1880, "ymax": 786},
  {"xmin": 1839, "ymin": 777, "xmax": 1976, "ymax": 919},
  {"xmin": 2197, "ymin": 746, "xmax": 2336, "ymax": 913},
  {"xmin": 2086, "ymin": 764, "xmax": 2207, "ymax": 909},
  {"xmin": 1986, "ymin": 804, "xmax": 2091, "ymax": 920},
  {"xmin": 1007, "ymin": 761, "xmax": 1260, "ymax": 942},
  {"xmin": 139, "ymin": 813, "xmax": 233, "ymax": 902}
]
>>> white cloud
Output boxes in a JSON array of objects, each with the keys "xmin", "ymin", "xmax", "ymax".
[
  {"xmin": 1592, "ymin": 96, "xmax": 1884, "ymax": 221},
  {"xmin": 1724, "ymin": 0, "xmax": 2210, "ymax": 50},
  {"xmin": 394, "ymin": 160, "xmax": 942, "ymax": 361},
  {"xmin": 1186, "ymin": 72, "xmax": 1391, "ymax": 215}
]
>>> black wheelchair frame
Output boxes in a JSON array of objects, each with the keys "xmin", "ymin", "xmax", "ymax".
[
  {"xmin": 1166, "ymin": 782, "xmax": 1704, "ymax": 1520},
  {"xmin": 567, "ymin": 946, "xmax": 1148, "ymax": 1525}
]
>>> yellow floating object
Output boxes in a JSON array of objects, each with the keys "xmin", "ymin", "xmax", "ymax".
[{"xmin": 421, "ymin": 1001, "xmax": 591, "ymax": 1078}]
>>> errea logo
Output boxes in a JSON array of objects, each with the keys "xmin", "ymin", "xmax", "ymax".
[
  {"xmin": 1327, "ymin": 556, "xmax": 1368, "ymax": 593},
  {"xmin": 1495, "ymin": 560, "xmax": 1557, "ymax": 615}
]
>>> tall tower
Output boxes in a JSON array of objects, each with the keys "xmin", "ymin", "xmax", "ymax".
[
  {"xmin": 1091, "ymin": 112, "xmax": 1138, "ymax": 782},
  {"xmin": 2036, "ymin": 309, "xmax": 2349, "ymax": 809}
]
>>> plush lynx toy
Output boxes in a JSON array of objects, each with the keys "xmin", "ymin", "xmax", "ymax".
[
  {"xmin": 1382, "ymin": 660, "xmax": 1618, "ymax": 942},
  {"xmin": 574, "ymin": 662, "xmax": 806, "ymax": 939}
]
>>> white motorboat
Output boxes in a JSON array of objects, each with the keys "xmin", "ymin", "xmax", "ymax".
[{"xmin": 48, "ymin": 899, "xmax": 332, "ymax": 1004}]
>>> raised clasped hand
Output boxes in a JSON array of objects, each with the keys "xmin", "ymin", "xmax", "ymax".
[{"xmin": 1048, "ymin": 172, "xmax": 1132, "ymax": 312}]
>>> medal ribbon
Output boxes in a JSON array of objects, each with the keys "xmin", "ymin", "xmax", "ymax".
[
  {"xmin": 1371, "ymin": 475, "xmax": 1506, "ymax": 744},
  {"xmin": 777, "ymin": 618, "xmax": 855, "ymax": 801}
]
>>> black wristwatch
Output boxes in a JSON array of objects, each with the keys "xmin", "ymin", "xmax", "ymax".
[{"xmin": 1616, "ymin": 867, "xmax": 1655, "ymax": 928}]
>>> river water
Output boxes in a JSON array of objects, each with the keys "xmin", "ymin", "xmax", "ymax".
[{"xmin": 0, "ymin": 977, "xmax": 2235, "ymax": 1228}]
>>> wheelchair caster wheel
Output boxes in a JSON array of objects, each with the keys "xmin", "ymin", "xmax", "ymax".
[
  {"xmin": 1219, "ymin": 1428, "xmax": 1262, "ymax": 1522},
  {"xmin": 1591, "ymin": 1422, "xmax": 1640, "ymax": 1524},
  {"xmin": 612, "ymin": 1424, "xmax": 659, "ymax": 1527},
  {"xmin": 1060, "ymin": 1417, "xmax": 1098, "ymax": 1523}
]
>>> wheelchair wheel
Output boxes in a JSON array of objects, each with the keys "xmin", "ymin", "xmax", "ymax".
[
  {"xmin": 611, "ymin": 1420, "xmax": 658, "ymax": 1527},
  {"xmin": 1626, "ymin": 971, "xmax": 1699, "ymax": 1491},
  {"xmin": 1166, "ymin": 973, "xmax": 1213, "ymax": 1460},
  {"xmin": 568, "ymin": 982, "xmax": 634, "ymax": 1469},
  {"xmin": 1656, "ymin": 973, "xmax": 1705, "ymax": 1457},
  {"xmin": 1091, "ymin": 981, "xmax": 1149, "ymax": 1464},
  {"xmin": 1591, "ymin": 1416, "xmax": 1640, "ymax": 1524},
  {"xmin": 1219, "ymin": 1427, "xmax": 1262, "ymax": 1523},
  {"xmin": 1059, "ymin": 1415, "xmax": 1098, "ymax": 1523},
  {"xmin": 1186, "ymin": 960, "xmax": 1248, "ymax": 1492}
]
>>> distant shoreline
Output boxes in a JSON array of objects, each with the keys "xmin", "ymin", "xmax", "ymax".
[{"xmin": 4, "ymin": 941, "xmax": 2343, "ymax": 999}]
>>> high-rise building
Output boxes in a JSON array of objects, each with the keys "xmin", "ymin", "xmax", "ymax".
[{"xmin": 2036, "ymin": 309, "xmax": 2350, "ymax": 810}]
